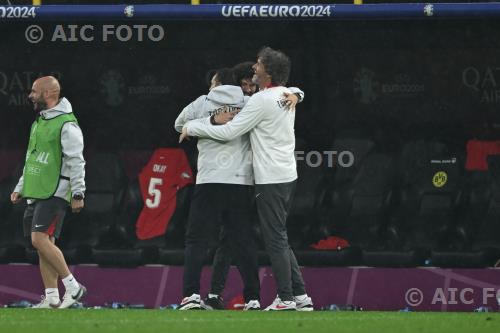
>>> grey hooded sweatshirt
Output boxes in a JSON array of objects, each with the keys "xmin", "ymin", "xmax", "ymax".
[
  {"xmin": 14, "ymin": 97, "xmax": 86, "ymax": 202},
  {"xmin": 175, "ymin": 85, "xmax": 253, "ymax": 185}
]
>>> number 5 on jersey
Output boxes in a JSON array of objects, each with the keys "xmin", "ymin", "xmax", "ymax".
[{"xmin": 145, "ymin": 177, "xmax": 162, "ymax": 208}]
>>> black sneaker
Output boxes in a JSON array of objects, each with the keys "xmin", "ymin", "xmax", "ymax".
[{"xmin": 202, "ymin": 295, "xmax": 224, "ymax": 310}]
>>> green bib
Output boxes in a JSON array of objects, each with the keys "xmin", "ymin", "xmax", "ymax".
[{"xmin": 22, "ymin": 113, "xmax": 78, "ymax": 200}]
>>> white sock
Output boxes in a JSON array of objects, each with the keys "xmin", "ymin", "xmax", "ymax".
[
  {"xmin": 294, "ymin": 294, "xmax": 308, "ymax": 301},
  {"xmin": 45, "ymin": 288, "xmax": 59, "ymax": 303},
  {"xmin": 62, "ymin": 274, "xmax": 79, "ymax": 291},
  {"xmin": 208, "ymin": 293, "xmax": 219, "ymax": 299}
]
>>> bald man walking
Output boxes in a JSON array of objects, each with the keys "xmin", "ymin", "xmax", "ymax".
[{"xmin": 10, "ymin": 76, "xmax": 87, "ymax": 309}]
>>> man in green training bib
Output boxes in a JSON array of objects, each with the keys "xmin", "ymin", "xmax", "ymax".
[{"xmin": 10, "ymin": 76, "xmax": 87, "ymax": 309}]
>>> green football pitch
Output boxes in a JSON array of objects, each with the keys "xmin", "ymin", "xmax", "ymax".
[{"xmin": 1, "ymin": 309, "xmax": 499, "ymax": 333}]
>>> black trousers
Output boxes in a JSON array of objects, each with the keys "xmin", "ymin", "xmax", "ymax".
[
  {"xmin": 183, "ymin": 183, "xmax": 260, "ymax": 302},
  {"xmin": 209, "ymin": 228, "xmax": 232, "ymax": 296},
  {"xmin": 255, "ymin": 180, "xmax": 306, "ymax": 301},
  {"xmin": 209, "ymin": 223, "xmax": 260, "ymax": 302}
]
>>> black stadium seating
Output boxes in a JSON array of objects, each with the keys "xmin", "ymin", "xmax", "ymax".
[
  {"xmin": 0, "ymin": 165, "xmax": 29, "ymax": 263},
  {"xmin": 431, "ymin": 156, "xmax": 500, "ymax": 267},
  {"xmin": 473, "ymin": 155, "xmax": 500, "ymax": 253},
  {"xmin": 344, "ymin": 153, "xmax": 395, "ymax": 248},
  {"xmin": 287, "ymin": 138, "xmax": 328, "ymax": 249},
  {"xmin": 366, "ymin": 140, "xmax": 463, "ymax": 267},
  {"xmin": 60, "ymin": 153, "xmax": 128, "ymax": 264},
  {"xmin": 1, "ymin": 137, "xmax": 500, "ymax": 268},
  {"xmin": 90, "ymin": 178, "xmax": 150, "ymax": 267},
  {"xmin": 297, "ymin": 135, "xmax": 377, "ymax": 266},
  {"xmin": 93, "ymin": 159, "xmax": 193, "ymax": 267}
]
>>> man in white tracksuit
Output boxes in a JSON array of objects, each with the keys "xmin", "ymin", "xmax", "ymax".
[{"xmin": 181, "ymin": 48, "xmax": 313, "ymax": 311}]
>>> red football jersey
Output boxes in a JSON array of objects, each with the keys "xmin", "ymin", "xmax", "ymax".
[
  {"xmin": 136, "ymin": 148, "xmax": 193, "ymax": 240},
  {"xmin": 466, "ymin": 140, "xmax": 500, "ymax": 171}
]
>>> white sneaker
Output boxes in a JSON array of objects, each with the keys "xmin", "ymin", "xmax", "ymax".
[
  {"xmin": 264, "ymin": 296, "xmax": 296, "ymax": 311},
  {"xmin": 31, "ymin": 296, "xmax": 60, "ymax": 309},
  {"xmin": 59, "ymin": 284, "xmax": 87, "ymax": 309},
  {"xmin": 294, "ymin": 295, "xmax": 314, "ymax": 311},
  {"xmin": 243, "ymin": 300, "xmax": 261, "ymax": 311},
  {"xmin": 178, "ymin": 294, "xmax": 202, "ymax": 310}
]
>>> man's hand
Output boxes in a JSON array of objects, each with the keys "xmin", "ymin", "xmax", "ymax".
[
  {"xmin": 214, "ymin": 110, "xmax": 238, "ymax": 125},
  {"xmin": 71, "ymin": 198, "xmax": 84, "ymax": 213},
  {"xmin": 283, "ymin": 92, "xmax": 299, "ymax": 110},
  {"xmin": 10, "ymin": 192, "xmax": 22, "ymax": 204},
  {"xmin": 179, "ymin": 126, "xmax": 190, "ymax": 143}
]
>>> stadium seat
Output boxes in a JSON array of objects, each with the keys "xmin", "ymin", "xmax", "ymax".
[
  {"xmin": 91, "ymin": 148, "xmax": 195, "ymax": 267},
  {"xmin": 350, "ymin": 153, "xmax": 395, "ymax": 248},
  {"xmin": 0, "ymin": 166, "xmax": 28, "ymax": 263},
  {"xmin": 430, "ymin": 171, "xmax": 495, "ymax": 267},
  {"xmin": 0, "ymin": 176, "xmax": 13, "ymax": 225},
  {"xmin": 295, "ymin": 135, "xmax": 377, "ymax": 266},
  {"xmin": 329, "ymin": 135, "xmax": 375, "ymax": 188},
  {"xmin": 91, "ymin": 178, "xmax": 153, "ymax": 267},
  {"xmin": 431, "ymin": 155, "xmax": 500, "ymax": 267},
  {"xmin": 318, "ymin": 152, "xmax": 396, "ymax": 266},
  {"xmin": 0, "ymin": 199, "xmax": 28, "ymax": 263},
  {"xmin": 94, "ymin": 172, "xmax": 193, "ymax": 267},
  {"xmin": 61, "ymin": 152, "xmax": 128, "ymax": 264},
  {"xmin": 472, "ymin": 155, "xmax": 500, "ymax": 252},
  {"xmin": 156, "ymin": 185, "xmax": 198, "ymax": 266},
  {"xmin": 381, "ymin": 140, "xmax": 464, "ymax": 267},
  {"xmin": 287, "ymin": 138, "xmax": 328, "ymax": 249}
]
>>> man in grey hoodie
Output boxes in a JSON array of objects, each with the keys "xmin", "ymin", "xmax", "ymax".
[
  {"xmin": 175, "ymin": 68, "xmax": 260, "ymax": 310},
  {"xmin": 10, "ymin": 76, "xmax": 87, "ymax": 309},
  {"xmin": 200, "ymin": 65, "xmax": 257, "ymax": 310}
]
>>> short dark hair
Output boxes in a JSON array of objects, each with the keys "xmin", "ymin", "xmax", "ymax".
[
  {"xmin": 205, "ymin": 67, "xmax": 236, "ymax": 87},
  {"xmin": 232, "ymin": 61, "xmax": 254, "ymax": 84},
  {"xmin": 216, "ymin": 67, "xmax": 237, "ymax": 85},
  {"xmin": 257, "ymin": 47, "xmax": 291, "ymax": 86},
  {"xmin": 205, "ymin": 69, "xmax": 217, "ymax": 87}
]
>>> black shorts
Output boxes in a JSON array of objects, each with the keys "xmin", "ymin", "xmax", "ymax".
[{"xmin": 23, "ymin": 197, "xmax": 68, "ymax": 239}]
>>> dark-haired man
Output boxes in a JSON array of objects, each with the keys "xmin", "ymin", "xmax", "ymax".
[{"xmin": 233, "ymin": 61, "xmax": 257, "ymax": 96}]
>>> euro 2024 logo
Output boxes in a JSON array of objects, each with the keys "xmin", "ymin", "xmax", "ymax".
[
  {"xmin": 354, "ymin": 67, "xmax": 379, "ymax": 104},
  {"xmin": 99, "ymin": 70, "xmax": 125, "ymax": 107}
]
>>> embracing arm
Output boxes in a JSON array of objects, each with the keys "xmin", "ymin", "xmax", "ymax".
[
  {"xmin": 174, "ymin": 96, "xmax": 206, "ymax": 133},
  {"xmin": 186, "ymin": 95, "xmax": 264, "ymax": 142},
  {"xmin": 288, "ymin": 87, "xmax": 304, "ymax": 103}
]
